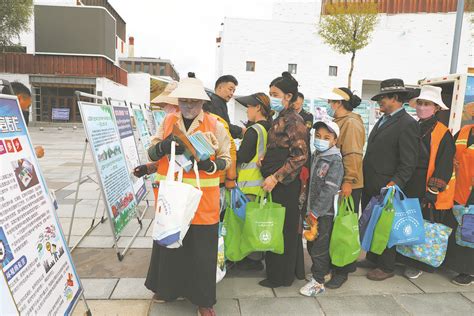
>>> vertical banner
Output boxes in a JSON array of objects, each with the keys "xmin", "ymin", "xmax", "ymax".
[
  {"xmin": 113, "ymin": 106, "xmax": 147, "ymax": 203},
  {"xmin": 133, "ymin": 108, "xmax": 152, "ymax": 153},
  {"xmin": 153, "ymin": 110, "xmax": 166, "ymax": 129},
  {"xmin": 78, "ymin": 102, "xmax": 137, "ymax": 235},
  {"xmin": 0, "ymin": 95, "xmax": 82, "ymax": 315}
]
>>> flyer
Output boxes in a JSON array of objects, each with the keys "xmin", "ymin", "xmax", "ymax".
[
  {"xmin": 113, "ymin": 106, "xmax": 147, "ymax": 203},
  {"xmin": 133, "ymin": 108, "xmax": 152, "ymax": 153},
  {"xmin": 0, "ymin": 95, "xmax": 82, "ymax": 315},
  {"xmin": 153, "ymin": 110, "xmax": 166, "ymax": 129},
  {"xmin": 78, "ymin": 102, "xmax": 137, "ymax": 235}
]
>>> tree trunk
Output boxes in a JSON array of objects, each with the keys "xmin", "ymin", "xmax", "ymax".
[{"xmin": 348, "ymin": 50, "xmax": 356, "ymax": 89}]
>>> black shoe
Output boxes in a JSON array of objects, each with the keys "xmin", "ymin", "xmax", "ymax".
[
  {"xmin": 258, "ymin": 279, "xmax": 281, "ymax": 288},
  {"xmin": 452, "ymin": 273, "xmax": 474, "ymax": 286},
  {"xmin": 325, "ymin": 274, "xmax": 348, "ymax": 289},
  {"xmin": 236, "ymin": 258, "xmax": 264, "ymax": 271}
]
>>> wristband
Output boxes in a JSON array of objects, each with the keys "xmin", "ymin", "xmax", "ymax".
[
  {"xmin": 428, "ymin": 188, "xmax": 439, "ymax": 195},
  {"xmin": 205, "ymin": 161, "xmax": 217, "ymax": 175}
]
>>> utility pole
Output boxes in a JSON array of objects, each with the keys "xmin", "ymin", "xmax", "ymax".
[{"xmin": 450, "ymin": 0, "xmax": 465, "ymax": 74}]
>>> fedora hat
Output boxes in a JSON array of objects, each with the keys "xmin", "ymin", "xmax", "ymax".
[
  {"xmin": 151, "ymin": 81, "xmax": 179, "ymax": 105},
  {"xmin": 371, "ymin": 78, "xmax": 411, "ymax": 101},
  {"xmin": 169, "ymin": 73, "xmax": 210, "ymax": 101},
  {"xmin": 413, "ymin": 85, "xmax": 448, "ymax": 110}
]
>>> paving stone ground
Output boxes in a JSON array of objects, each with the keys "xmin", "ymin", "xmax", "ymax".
[{"xmin": 30, "ymin": 127, "xmax": 474, "ymax": 316}]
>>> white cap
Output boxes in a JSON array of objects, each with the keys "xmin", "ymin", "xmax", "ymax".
[{"xmin": 313, "ymin": 119, "xmax": 340, "ymax": 138}]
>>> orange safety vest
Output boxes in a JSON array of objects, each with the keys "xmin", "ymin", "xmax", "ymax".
[
  {"xmin": 426, "ymin": 121, "xmax": 456, "ymax": 210},
  {"xmin": 454, "ymin": 124, "xmax": 474, "ymax": 205},
  {"xmin": 153, "ymin": 112, "xmax": 221, "ymax": 225}
]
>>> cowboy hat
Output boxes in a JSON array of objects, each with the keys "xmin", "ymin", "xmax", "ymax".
[
  {"xmin": 371, "ymin": 78, "xmax": 411, "ymax": 101},
  {"xmin": 151, "ymin": 81, "xmax": 179, "ymax": 105},
  {"xmin": 169, "ymin": 74, "xmax": 210, "ymax": 101},
  {"xmin": 413, "ymin": 85, "xmax": 448, "ymax": 110}
]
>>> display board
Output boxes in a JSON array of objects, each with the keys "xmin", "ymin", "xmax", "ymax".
[
  {"xmin": 153, "ymin": 110, "xmax": 166, "ymax": 129},
  {"xmin": 113, "ymin": 106, "xmax": 147, "ymax": 203},
  {"xmin": 145, "ymin": 106, "xmax": 157, "ymax": 136},
  {"xmin": 78, "ymin": 102, "xmax": 137, "ymax": 235},
  {"xmin": 133, "ymin": 108, "xmax": 152, "ymax": 153},
  {"xmin": 0, "ymin": 94, "xmax": 83, "ymax": 315}
]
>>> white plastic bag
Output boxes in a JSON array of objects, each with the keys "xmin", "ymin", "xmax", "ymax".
[{"xmin": 216, "ymin": 226, "xmax": 226, "ymax": 283}]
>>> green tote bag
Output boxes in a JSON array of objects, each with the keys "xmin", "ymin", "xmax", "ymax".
[
  {"xmin": 222, "ymin": 190, "xmax": 246, "ymax": 261},
  {"xmin": 240, "ymin": 192, "xmax": 286, "ymax": 255},
  {"xmin": 370, "ymin": 189, "xmax": 395, "ymax": 255},
  {"xmin": 330, "ymin": 196, "xmax": 361, "ymax": 267}
]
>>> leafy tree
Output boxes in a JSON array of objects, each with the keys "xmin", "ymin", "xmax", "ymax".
[
  {"xmin": 318, "ymin": 2, "xmax": 378, "ymax": 89},
  {"xmin": 0, "ymin": 0, "xmax": 33, "ymax": 51}
]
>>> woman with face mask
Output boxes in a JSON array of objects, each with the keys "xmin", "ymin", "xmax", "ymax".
[
  {"xmin": 258, "ymin": 72, "xmax": 309, "ymax": 288},
  {"xmin": 398, "ymin": 85, "xmax": 456, "ymax": 280},
  {"xmin": 319, "ymin": 87, "xmax": 365, "ymax": 289}
]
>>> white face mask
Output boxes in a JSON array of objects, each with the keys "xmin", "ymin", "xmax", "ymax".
[{"xmin": 269, "ymin": 97, "xmax": 285, "ymax": 113}]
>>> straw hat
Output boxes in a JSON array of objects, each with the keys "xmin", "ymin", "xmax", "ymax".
[
  {"xmin": 414, "ymin": 85, "xmax": 448, "ymax": 110},
  {"xmin": 169, "ymin": 73, "xmax": 210, "ymax": 101},
  {"xmin": 151, "ymin": 81, "xmax": 179, "ymax": 105}
]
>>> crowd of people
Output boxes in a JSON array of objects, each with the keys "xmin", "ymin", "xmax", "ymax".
[{"xmin": 136, "ymin": 72, "xmax": 473, "ymax": 316}]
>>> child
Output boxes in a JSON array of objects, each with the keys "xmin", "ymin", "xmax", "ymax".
[{"xmin": 300, "ymin": 120, "xmax": 344, "ymax": 297}]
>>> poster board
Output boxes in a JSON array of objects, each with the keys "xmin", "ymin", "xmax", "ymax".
[
  {"xmin": 145, "ymin": 106, "xmax": 157, "ymax": 136},
  {"xmin": 0, "ymin": 94, "xmax": 83, "ymax": 315},
  {"xmin": 113, "ymin": 106, "xmax": 146, "ymax": 203},
  {"xmin": 133, "ymin": 108, "xmax": 152, "ymax": 153},
  {"xmin": 153, "ymin": 110, "xmax": 166, "ymax": 129},
  {"xmin": 78, "ymin": 102, "xmax": 137, "ymax": 235}
]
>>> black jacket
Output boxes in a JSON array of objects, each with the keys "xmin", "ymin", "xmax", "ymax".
[
  {"xmin": 298, "ymin": 109, "xmax": 314, "ymax": 130},
  {"xmin": 363, "ymin": 108, "xmax": 420, "ymax": 198},
  {"xmin": 204, "ymin": 93, "xmax": 243, "ymax": 139}
]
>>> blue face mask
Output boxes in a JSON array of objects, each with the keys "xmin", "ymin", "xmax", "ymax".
[
  {"xmin": 326, "ymin": 105, "xmax": 336, "ymax": 118},
  {"xmin": 270, "ymin": 97, "xmax": 285, "ymax": 113},
  {"xmin": 314, "ymin": 139, "xmax": 331, "ymax": 152}
]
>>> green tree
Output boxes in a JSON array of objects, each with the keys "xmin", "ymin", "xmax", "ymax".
[
  {"xmin": 0, "ymin": 0, "xmax": 33, "ymax": 51},
  {"xmin": 318, "ymin": 2, "xmax": 378, "ymax": 89}
]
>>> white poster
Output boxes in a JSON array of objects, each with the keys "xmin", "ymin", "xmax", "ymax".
[{"xmin": 0, "ymin": 95, "xmax": 82, "ymax": 315}]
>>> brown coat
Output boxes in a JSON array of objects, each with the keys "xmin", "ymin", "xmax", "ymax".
[{"xmin": 334, "ymin": 112, "xmax": 365, "ymax": 189}]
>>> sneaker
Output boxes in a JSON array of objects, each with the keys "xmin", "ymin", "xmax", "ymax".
[
  {"xmin": 305, "ymin": 273, "xmax": 332, "ymax": 282},
  {"xmin": 305, "ymin": 273, "xmax": 314, "ymax": 282},
  {"xmin": 197, "ymin": 307, "xmax": 216, "ymax": 316},
  {"xmin": 299, "ymin": 279, "xmax": 325, "ymax": 297},
  {"xmin": 404, "ymin": 267, "xmax": 423, "ymax": 279},
  {"xmin": 325, "ymin": 274, "xmax": 348, "ymax": 289},
  {"xmin": 452, "ymin": 273, "xmax": 474, "ymax": 286}
]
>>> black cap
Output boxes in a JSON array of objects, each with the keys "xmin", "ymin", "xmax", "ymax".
[{"xmin": 235, "ymin": 94, "xmax": 263, "ymax": 108}]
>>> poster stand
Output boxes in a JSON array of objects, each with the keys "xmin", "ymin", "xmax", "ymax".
[{"xmin": 67, "ymin": 92, "xmax": 146, "ymax": 262}]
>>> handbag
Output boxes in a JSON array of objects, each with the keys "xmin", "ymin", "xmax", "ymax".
[
  {"xmin": 452, "ymin": 205, "xmax": 474, "ymax": 248},
  {"xmin": 222, "ymin": 190, "xmax": 246, "ymax": 261},
  {"xmin": 396, "ymin": 208, "xmax": 453, "ymax": 267},
  {"xmin": 370, "ymin": 188, "xmax": 396, "ymax": 255},
  {"xmin": 240, "ymin": 191, "xmax": 286, "ymax": 255},
  {"xmin": 231, "ymin": 187, "xmax": 250, "ymax": 220},
  {"xmin": 152, "ymin": 142, "xmax": 202, "ymax": 248},
  {"xmin": 387, "ymin": 185, "xmax": 425, "ymax": 247},
  {"xmin": 359, "ymin": 193, "xmax": 384, "ymax": 244},
  {"xmin": 330, "ymin": 196, "xmax": 361, "ymax": 267}
]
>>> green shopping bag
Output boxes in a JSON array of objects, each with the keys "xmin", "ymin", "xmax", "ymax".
[
  {"xmin": 222, "ymin": 190, "xmax": 246, "ymax": 261},
  {"xmin": 330, "ymin": 196, "xmax": 361, "ymax": 267},
  {"xmin": 370, "ymin": 189, "xmax": 395, "ymax": 255},
  {"xmin": 240, "ymin": 192, "xmax": 286, "ymax": 255}
]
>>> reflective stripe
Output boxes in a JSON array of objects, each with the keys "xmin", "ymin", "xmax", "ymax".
[
  {"xmin": 252, "ymin": 124, "xmax": 266, "ymax": 158},
  {"xmin": 239, "ymin": 162, "xmax": 258, "ymax": 170},
  {"xmin": 154, "ymin": 173, "xmax": 220, "ymax": 187},
  {"xmin": 237, "ymin": 179, "xmax": 264, "ymax": 188}
]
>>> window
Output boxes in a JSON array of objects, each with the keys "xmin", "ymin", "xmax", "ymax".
[
  {"xmin": 288, "ymin": 64, "xmax": 297, "ymax": 74},
  {"xmin": 246, "ymin": 61, "xmax": 256, "ymax": 72},
  {"xmin": 143, "ymin": 64, "xmax": 150, "ymax": 73},
  {"xmin": 159, "ymin": 64, "xmax": 166, "ymax": 76},
  {"xmin": 329, "ymin": 66, "xmax": 338, "ymax": 77}
]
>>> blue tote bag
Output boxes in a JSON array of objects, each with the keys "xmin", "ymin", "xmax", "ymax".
[
  {"xmin": 453, "ymin": 205, "xmax": 474, "ymax": 248},
  {"xmin": 359, "ymin": 194, "xmax": 384, "ymax": 244},
  {"xmin": 387, "ymin": 185, "xmax": 425, "ymax": 248}
]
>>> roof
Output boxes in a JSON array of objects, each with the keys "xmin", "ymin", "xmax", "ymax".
[{"xmin": 119, "ymin": 57, "xmax": 173, "ymax": 64}]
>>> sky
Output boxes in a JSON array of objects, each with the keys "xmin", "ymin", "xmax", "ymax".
[{"xmin": 108, "ymin": 0, "xmax": 313, "ymax": 87}]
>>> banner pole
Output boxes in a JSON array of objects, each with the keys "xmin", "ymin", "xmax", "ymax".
[{"xmin": 81, "ymin": 293, "xmax": 92, "ymax": 316}]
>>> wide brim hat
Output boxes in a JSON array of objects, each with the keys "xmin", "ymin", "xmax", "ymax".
[
  {"xmin": 312, "ymin": 119, "xmax": 340, "ymax": 138},
  {"xmin": 169, "ymin": 77, "xmax": 210, "ymax": 101},
  {"xmin": 318, "ymin": 88, "xmax": 351, "ymax": 101},
  {"xmin": 413, "ymin": 85, "xmax": 448, "ymax": 110},
  {"xmin": 151, "ymin": 81, "xmax": 179, "ymax": 105},
  {"xmin": 371, "ymin": 78, "xmax": 411, "ymax": 101}
]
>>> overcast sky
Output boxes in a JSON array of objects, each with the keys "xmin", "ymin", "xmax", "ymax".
[{"xmin": 108, "ymin": 0, "xmax": 312, "ymax": 87}]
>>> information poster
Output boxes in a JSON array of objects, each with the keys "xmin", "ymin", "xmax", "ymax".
[
  {"xmin": 153, "ymin": 110, "xmax": 166, "ymax": 129},
  {"xmin": 462, "ymin": 76, "xmax": 474, "ymax": 126},
  {"xmin": 145, "ymin": 106, "xmax": 157, "ymax": 136},
  {"xmin": 0, "ymin": 95, "xmax": 82, "ymax": 315},
  {"xmin": 78, "ymin": 102, "xmax": 137, "ymax": 235},
  {"xmin": 113, "ymin": 106, "xmax": 146, "ymax": 203},
  {"xmin": 133, "ymin": 109, "xmax": 152, "ymax": 153}
]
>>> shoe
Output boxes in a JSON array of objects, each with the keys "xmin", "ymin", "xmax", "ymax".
[
  {"xmin": 299, "ymin": 279, "xmax": 325, "ymax": 297},
  {"xmin": 258, "ymin": 279, "xmax": 281, "ymax": 288},
  {"xmin": 367, "ymin": 268, "xmax": 395, "ymax": 281},
  {"xmin": 404, "ymin": 267, "xmax": 423, "ymax": 279},
  {"xmin": 305, "ymin": 273, "xmax": 331, "ymax": 282},
  {"xmin": 325, "ymin": 274, "xmax": 348, "ymax": 289},
  {"xmin": 197, "ymin": 307, "xmax": 216, "ymax": 316},
  {"xmin": 236, "ymin": 258, "xmax": 264, "ymax": 271},
  {"xmin": 152, "ymin": 293, "xmax": 184, "ymax": 303},
  {"xmin": 305, "ymin": 273, "xmax": 314, "ymax": 282},
  {"xmin": 452, "ymin": 273, "xmax": 474, "ymax": 286}
]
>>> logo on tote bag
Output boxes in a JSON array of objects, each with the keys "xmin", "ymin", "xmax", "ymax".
[{"xmin": 259, "ymin": 231, "xmax": 271, "ymax": 244}]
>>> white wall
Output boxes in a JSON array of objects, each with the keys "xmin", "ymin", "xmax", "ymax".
[
  {"xmin": 96, "ymin": 77, "xmax": 128, "ymax": 103},
  {"xmin": 218, "ymin": 4, "xmax": 473, "ymax": 99},
  {"xmin": 0, "ymin": 74, "xmax": 31, "ymax": 92}
]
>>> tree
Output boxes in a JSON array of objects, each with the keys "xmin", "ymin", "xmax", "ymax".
[
  {"xmin": 318, "ymin": 2, "xmax": 378, "ymax": 89},
  {"xmin": 0, "ymin": 0, "xmax": 33, "ymax": 51}
]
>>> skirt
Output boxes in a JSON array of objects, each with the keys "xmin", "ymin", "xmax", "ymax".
[
  {"xmin": 265, "ymin": 179, "xmax": 303, "ymax": 286},
  {"xmin": 144, "ymin": 224, "xmax": 219, "ymax": 307}
]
